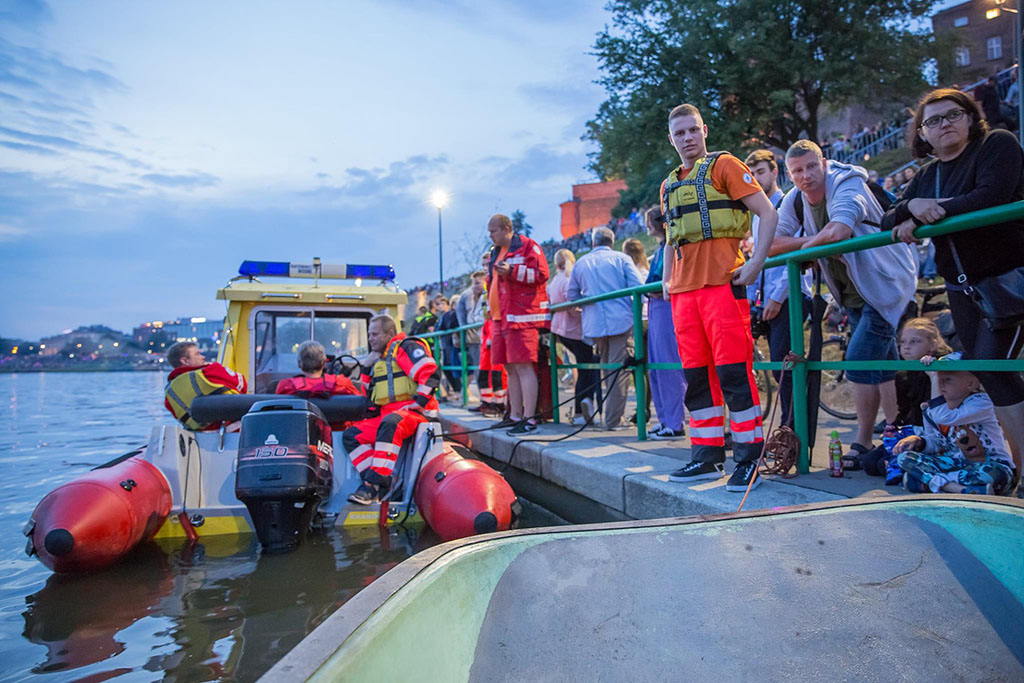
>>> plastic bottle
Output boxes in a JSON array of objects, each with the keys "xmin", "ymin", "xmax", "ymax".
[{"xmin": 828, "ymin": 430, "xmax": 844, "ymax": 478}]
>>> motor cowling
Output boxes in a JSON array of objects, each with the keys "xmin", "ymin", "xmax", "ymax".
[{"xmin": 235, "ymin": 398, "xmax": 333, "ymax": 552}]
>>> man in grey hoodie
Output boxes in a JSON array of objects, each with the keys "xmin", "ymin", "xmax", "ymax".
[{"xmin": 772, "ymin": 140, "xmax": 917, "ymax": 457}]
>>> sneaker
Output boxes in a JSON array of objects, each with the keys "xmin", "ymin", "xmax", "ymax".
[
  {"xmin": 668, "ymin": 461, "xmax": 724, "ymax": 482},
  {"xmin": 726, "ymin": 461, "xmax": 761, "ymax": 492},
  {"xmin": 347, "ymin": 482, "xmax": 379, "ymax": 505},
  {"xmin": 581, "ymin": 397, "xmax": 596, "ymax": 424},
  {"xmin": 494, "ymin": 416, "xmax": 519, "ymax": 428},
  {"xmin": 507, "ymin": 420, "xmax": 538, "ymax": 436},
  {"xmin": 902, "ymin": 472, "xmax": 928, "ymax": 493},
  {"xmin": 570, "ymin": 414, "xmax": 588, "ymax": 426},
  {"xmin": 467, "ymin": 403, "xmax": 486, "ymax": 413},
  {"xmin": 604, "ymin": 423, "xmax": 630, "ymax": 431},
  {"xmin": 649, "ymin": 425, "xmax": 685, "ymax": 441},
  {"xmin": 961, "ymin": 483, "xmax": 994, "ymax": 495}
]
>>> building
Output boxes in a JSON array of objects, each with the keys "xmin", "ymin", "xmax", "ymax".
[
  {"xmin": 559, "ymin": 179, "xmax": 628, "ymax": 239},
  {"xmin": 933, "ymin": 0, "xmax": 1017, "ymax": 84},
  {"xmin": 133, "ymin": 317, "xmax": 224, "ymax": 352}
]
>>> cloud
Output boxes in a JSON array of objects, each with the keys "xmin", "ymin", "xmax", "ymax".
[
  {"xmin": 0, "ymin": 123, "xmax": 146, "ymax": 166},
  {"xmin": 0, "ymin": 223, "xmax": 28, "ymax": 241},
  {"xmin": 497, "ymin": 144, "xmax": 583, "ymax": 184},
  {"xmin": 0, "ymin": 139, "xmax": 59, "ymax": 156},
  {"xmin": 140, "ymin": 172, "xmax": 220, "ymax": 190}
]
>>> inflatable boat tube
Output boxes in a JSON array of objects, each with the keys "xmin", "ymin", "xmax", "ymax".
[
  {"xmin": 26, "ymin": 455, "xmax": 172, "ymax": 574},
  {"xmin": 414, "ymin": 448, "xmax": 519, "ymax": 541},
  {"xmin": 190, "ymin": 394, "xmax": 368, "ymax": 425}
]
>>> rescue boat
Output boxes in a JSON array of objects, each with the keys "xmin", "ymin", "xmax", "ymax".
[{"xmin": 23, "ymin": 259, "xmax": 519, "ymax": 573}]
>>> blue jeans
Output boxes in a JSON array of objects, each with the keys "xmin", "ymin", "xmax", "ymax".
[{"xmin": 845, "ymin": 304, "xmax": 897, "ymax": 385}]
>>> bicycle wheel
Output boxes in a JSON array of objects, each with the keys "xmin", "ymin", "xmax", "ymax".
[
  {"xmin": 752, "ymin": 344, "xmax": 775, "ymax": 419},
  {"xmin": 818, "ymin": 338, "xmax": 857, "ymax": 420}
]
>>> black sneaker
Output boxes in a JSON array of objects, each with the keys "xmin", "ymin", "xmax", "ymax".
[
  {"xmin": 347, "ymin": 482, "xmax": 379, "ymax": 505},
  {"xmin": 668, "ymin": 461, "xmax": 724, "ymax": 482},
  {"xmin": 494, "ymin": 416, "xmax": 519, "ymax": 429},
  {"xmin": 649, "ymin": 425, "xmax": 685, "ymax": 441},
  {"xmin": 507, "ymin": 420, "xmax": 538, "ymax": 436},
  {"xmin": 726, "ymin": 461, "xmax": 761, "ymax": 492}
]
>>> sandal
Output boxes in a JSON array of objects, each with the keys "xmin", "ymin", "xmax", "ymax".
[{"xmin": 841, "ymin": 442, "xmax": 871, "ymax": 471}]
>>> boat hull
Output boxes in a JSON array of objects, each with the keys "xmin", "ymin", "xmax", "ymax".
[
  {"xmin": 26, "ymin": 454, "xmax": 172, "ymax": 574},
  {"xmin": 414, "ymin": 448, "xmax": 518, "ymax": 541}
]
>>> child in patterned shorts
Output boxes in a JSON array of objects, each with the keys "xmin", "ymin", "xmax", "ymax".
[{"xmin": 893, "ymin": 354, "xmax": 1015, "ymax": 495}]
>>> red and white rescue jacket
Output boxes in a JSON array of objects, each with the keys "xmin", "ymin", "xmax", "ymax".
[
  {"xmin": 275, "ymin": 373, "xmax": 361, "ymax": 398},
  {"xmin": 359, "ymin": 333, "xmax": 441, "ymax": 417},
  {"xmin": 489, "ymin": 234, "xmax": 550, "ymax": 329}
]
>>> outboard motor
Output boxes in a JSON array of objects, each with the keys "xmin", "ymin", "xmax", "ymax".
[{"xmin": 235, "ymin": 398, "xmax": 333, "ymax": 553}]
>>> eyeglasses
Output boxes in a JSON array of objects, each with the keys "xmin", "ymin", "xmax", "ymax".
[{"xmin": 920, "ymin": 108, "xmax": 967, "ymax": 129}]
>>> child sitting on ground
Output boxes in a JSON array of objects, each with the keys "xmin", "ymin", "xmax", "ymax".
[
  {"xmin": 893, "ymin": 353, "xmax": 1015, "ymax": 495},
  {"xmin": 853, "ymin": 318, "xmax": 950, "ymax": 476}
]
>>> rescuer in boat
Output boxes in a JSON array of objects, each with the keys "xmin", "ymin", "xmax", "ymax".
[
  {"xmin": 276, "ymin": 340, "xmax": 362, "ymax": 399},
  {"xmin": 164, "ymin": 341, "xmax": 248, "ymax": 430},
  {"xmin": 344, "ymin": 314, "xmax": 441, "ymax": 504}
]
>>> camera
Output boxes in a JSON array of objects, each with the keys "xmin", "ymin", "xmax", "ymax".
[{"xmin": 750, "ymin": 304, "xmax": 770, "ymax": 339}]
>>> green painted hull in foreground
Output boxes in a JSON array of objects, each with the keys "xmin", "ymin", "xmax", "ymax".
[{"xmin": 265, "ymin": 497, "xmax": 1024, "ymax": 682}]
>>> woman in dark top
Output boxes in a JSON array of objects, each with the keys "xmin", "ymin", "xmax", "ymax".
[{"xmin": 881, "ymin": 87, "xmax": 1024, "ymax": 477}]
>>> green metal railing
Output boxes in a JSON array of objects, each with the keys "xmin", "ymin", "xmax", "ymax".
[{"xmin": 419, "ymin": 200, "xmax": 1024, "ymax": 474}]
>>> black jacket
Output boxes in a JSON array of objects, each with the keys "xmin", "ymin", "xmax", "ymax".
[{"xmin": 881, "ymin": 129, "xmax": 1024, "ymax": 281}]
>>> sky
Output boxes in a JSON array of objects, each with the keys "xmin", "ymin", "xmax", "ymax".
[{"xmin": 0, "ymin": 0, "xmax": 610, "ymax": 340}]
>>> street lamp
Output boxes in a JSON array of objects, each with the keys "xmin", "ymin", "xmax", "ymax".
[{"xmin": 431, "ymin": 190, "xmax": 448, "ymax": 292}]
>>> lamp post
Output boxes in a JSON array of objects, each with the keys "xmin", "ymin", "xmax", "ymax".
[{"xmin": 431, "ymin": 190, "xmax": 448, "ymax": 293}]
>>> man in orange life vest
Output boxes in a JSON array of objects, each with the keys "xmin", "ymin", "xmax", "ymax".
[
  {"xmin": 343, "ymin": 314, "xmax": 441, "ymax": 505},
  {"xmin": 660, "ymin": 103, "xmax": 778, "ymax": 493},
  {"xmin": 164, "ymin": 341, "xmax": 248, "ymax": 431}
]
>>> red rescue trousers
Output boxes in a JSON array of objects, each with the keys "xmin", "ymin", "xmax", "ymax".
[
  {"xmin": 341, "ymin": 406, "xmax": 428, "ymax": 483},
  {"xmin": 478, "ymin": 319, "xmax": 507, "ymax": 404},
  {"xmin": 670, "ymin": 283, "xmax": 763, "ymax": 464}
]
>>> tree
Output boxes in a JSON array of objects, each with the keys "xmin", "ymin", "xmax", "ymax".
[
  {"xmin": 587, "ymin": 0, "xmax": 945, "ymax": 210},
  {"xmin": 511, "ymin": 210, "xmax": 533, "ymax": 238}
]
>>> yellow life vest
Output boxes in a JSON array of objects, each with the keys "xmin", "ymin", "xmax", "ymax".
[
  {"xmin": 663, "ymin": 152, "xmax": 751, "ymax": 247},
  {"xmin": 165, "ymin": 366, "xmax": 240, "ymax": 430},
  {"xmin": 369, "ymin": 337, "xmax": 418, "ymax": 406}
]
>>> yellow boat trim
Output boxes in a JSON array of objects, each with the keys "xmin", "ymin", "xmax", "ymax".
[
  {"xmin": 154, "ymin": 513, "xmax": 254, "ymax": 539},
  {"xmin": 342, "ymin": 510, "xmax": 424, "ymax": 526}
]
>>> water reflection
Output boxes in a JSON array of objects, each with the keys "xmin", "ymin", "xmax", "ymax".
[{"xmin": 22, "ymin": 524, "xmax": 435, "ymax": 680}]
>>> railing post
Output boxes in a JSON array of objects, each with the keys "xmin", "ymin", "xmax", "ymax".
[
  {"xmin": 549, "ymin": 330, "xmax": 560, "ymax": 424},
  {"xmin": 788, "ymin": 261, "xmax": 810, "ymax": 473},
  {"xmin": 460, "ymin": 328, "xmax": 469, "ymax": 407},
  {"xmin": 632, "ymin": 292, "xmax": 647, "ymax": 441}
]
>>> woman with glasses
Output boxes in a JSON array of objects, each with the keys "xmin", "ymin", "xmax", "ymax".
[{"xmin": 881, "ymin": 88, "xmax": 1024, "ymax": 487}]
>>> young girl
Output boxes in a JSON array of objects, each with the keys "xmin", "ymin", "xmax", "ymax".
[
  {"xmin": 895, "ymin": 318, "xmax": 951, "ymax": 426},
  {"xmin": 894, "ymin": 354, "xmax": 1015, "ymax": 495}
]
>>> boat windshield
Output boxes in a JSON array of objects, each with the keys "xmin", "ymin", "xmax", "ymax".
[{"xmin": 252, "ymin": 309, "xmax": 370, "ymax": 393}]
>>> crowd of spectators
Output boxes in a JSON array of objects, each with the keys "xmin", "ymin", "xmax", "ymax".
[{"xmin": 413, "ymin": 76, "xmax": 1024, "ymax": 500}]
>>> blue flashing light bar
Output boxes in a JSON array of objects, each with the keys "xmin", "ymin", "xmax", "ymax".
[
  {"xmin": 238, "ymin": 260, "xmax": 395, "ymax": 281},
  {"xmin": 346, "ymin": 264, "xmax": 396, "ymax": 280}
]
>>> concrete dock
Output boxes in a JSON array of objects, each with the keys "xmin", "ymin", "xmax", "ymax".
[{"xmin": 440, "ymin": 402, "xmax": 896, "ymax": 522}]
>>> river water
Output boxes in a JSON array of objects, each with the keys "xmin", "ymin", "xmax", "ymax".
[{"xmin": 0, "ymin": 372, "xmax": 553, "ymax": 682}]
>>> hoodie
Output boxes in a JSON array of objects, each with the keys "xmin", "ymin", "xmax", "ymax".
[{"xmin": 775, "ymin": 161, "xmax": 917, "ymax": 328}]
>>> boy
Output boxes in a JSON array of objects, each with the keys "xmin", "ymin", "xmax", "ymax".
[{"xmin": 893, "ymin": 353, "xmax": 1015, "ymax": 495}]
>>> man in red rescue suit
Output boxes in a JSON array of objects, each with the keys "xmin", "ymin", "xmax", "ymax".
[
  {"xmin": 276, "ymin": 340, "xmax": 362, "ymax": 428},
  {"xmin": 660, "ymin": 103, "xmax": 778, "ymax": 492},
  {"xmin": 164, "ymin": 341, "xmax": 248, "ymax": 431},
  {"xmin": 487, "ymin": 214, "xmax": 550, "ymax": 435},
  {"xmin": 343, "ymin": 314, "xmax": 441, "ymax": 505}
]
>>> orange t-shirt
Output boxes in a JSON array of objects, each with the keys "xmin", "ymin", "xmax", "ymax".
[
  {"xmin": 488, "ymin": 246, "xmax": 509, "ymax": 321},
  {"xmin": 662, "ymin": 154, "xmax": 762, "ymax": 294}
]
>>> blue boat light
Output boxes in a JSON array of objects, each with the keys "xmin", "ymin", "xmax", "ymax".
[
  {"xmin": 239, "ymin": 260, "xmax": 290, "ymax": 276},
  {"xmin": 347, "ymin": 264, "xmax": 396, "ymax": 281}
]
